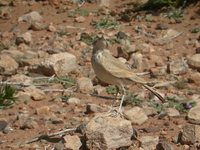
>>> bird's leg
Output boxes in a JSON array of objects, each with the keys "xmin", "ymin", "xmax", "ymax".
[{"xmin": 118, "ymin": 85, "xmax": 126, "ymax": 113}]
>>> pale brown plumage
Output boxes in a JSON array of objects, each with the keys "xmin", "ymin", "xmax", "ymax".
[{"xmin": 91, "ymin": 37, "xmax": 165, "ymax": 112}]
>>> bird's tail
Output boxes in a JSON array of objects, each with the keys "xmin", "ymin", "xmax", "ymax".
[{"xmin": 143, "ymin": 84, "xmax": 166, "ymax": 103}]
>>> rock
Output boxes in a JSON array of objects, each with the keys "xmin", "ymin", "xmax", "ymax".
[
  {"xmin": 99, "ymin": 0, "xmax": 110, "ymax": 7},
  {"xmin": 188, "ymin": 105, "xmax": 200, "ymax": 124},
  {"xmin": 18, "ymin": 11, "xmax": 43, "ymax": 23},
  {"xmin": 86, "ymin": 104, "xmax": 108, "ymax": 113},
  {"xmin": 0, "ymin": 54, "xmax": 18, "ymax": 75},
  {"xmin": 181, "ymin": 124, "xmax": 200, "ymax": 144},
  {"xmin": 0, "ymin": 120, "xmax": 8, "ymax": 131},
  {"xmin": 16, "ymin": 32, "xmax": 32, "ymax": 45},
  {"xmin": 36, "ymin": 106, "xmax": 50, "ymax": 116},
  {"xmin": 30, "ymin": 22, "xmax": 47, "ymax": 31},
  {"xmin": 63, "ymin": 135, "xmax": 82, "ymax": 150},
  {"xmin": 149, "ymin": 54, "xmax": 164, "ymax": 67},
  {"xmin": 8, "ymin": 74, "xmax": 32, "ymax": 85},
  {"xmin": 75, "ymin": 16, "xmax": 85, "ymax": 23},
  {"xmin": 187, "ymin": 54, "xmax": 200, "ymax": 70},
  {"xmin": 140, "ymin": 135, "xmax": 159, "ymax": 150},
  {"xmin": 118, "ymin": 57, "xmax": 127, "ymax": 64},
  {"xmin": 35, "ymin": 52, "xmax": 77, "ymax": 76},
  {"xmin": 166, "ymin": 108, "xmax": 180, "ymax": 117},
  {"xmin": 129, "ymin": 53, "xmax": 143, "ymax": 70},
  {"xmin": 48, "ymin": 23, "xmax": 56, "ymax": 32},
  {"xmin": 16, "ymin": 91, "xmax": 32, "ymax": 103},
  {"xmin": 23, "ymin": 86, "xmax": 46, "ymax": 101},
  {"xmin": 1, "ymin": 48, "xmax": 24, "ymax": 59},
  {"xmin": 155, "ymin": 23, "xmax": 168, "ymax": 30},
  {"xmin": 20, "ymin": 117, "xmax": 39, "ymax": 129},
  {"xmin": 188, "ymin": 71, "xmax": 200, "ymax": 85},
  {"xmin": 86, "ymin": 113, "xmax": 133, "ymax": 149},
  {"xmin": 142, "ymin": 106, "xmax": 157, "ymax": 116},
  {"xmin": 196, "ymin": 47, "xmax": 200, "ymax": 54},
  {"xmin": 124, "ymin": 107, "xmax": 148, "ymax": 125},
  {"xmin": 168, "ymin": 59, "xmax": 188, "ymax": 75},
  {"xmin": 77, "ymin": 77, "xmax": 93, "ymax": 93},
  {"xmin": 67, "ymin": 97, "xmax": 81, "ymax": 105},
  {"xmin": 156, "ymin": 142, "xmax": 174, "ymax": 150}
]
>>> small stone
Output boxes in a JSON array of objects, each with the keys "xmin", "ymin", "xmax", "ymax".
[
  {"xmin": 0, "ymin": 54, "xmax": 18, "ymax": 75},
  {"xmin": 18, "ymin": 11, "xmax": 43, "ymax": 23},
  {"xmin": 77, "ymin": 77, "xmax": 93, "ymax": 93},
  {"xmin": 86, "ymin": 113, "xmax": 133, "ymax": 149},
  {"xmin": 75, "ymin": 16, "xmax": 85, "ymax": 23},
  {"xmin": 142, "ymin": 106, "xmax": 157, "ymax": 116},
  {"xmin": 140, "ymin": 135, "xmax": 159, "ymax": 150},
  {"xmin": 99, "ymin": 0, "xmax": 110, "ymax": 7},
  {"xmin": 188, "ymin": 71, "xmax": 200, "ymax": 85},
  {"xmin": 118, "ymin": 57, "xmax": 127, "ymax": 64},
  {"xmin": 166, "ymin": 108, "xmax": 180, "ymax": 117},
  {"xmin": 188, "ymin": 105, "xmax": 200, "ymax": 124},
  {"xmin": 129, "ymin": 53, "xmax": 143, "ymax": 70},
  {"xmin": 149, "ymin": 54, "xmax": 164, "ymax": 66},
  {"xmin": 36, "ymin": 106, "xmax": 50, "ymax": 115},
  {"xmin": 20, "ymin": 117, "xmax": 38, "ymax": 129},
  {"xmin": 156, "ymin": 142, "xmax": 174, "ymax": 150},
  {"xmin": 187, "ymin": 54, "xmax": 200, "ymax": 70},
  {"xmin": 168, "ymin": 59, "xmax": 188, "ymax": 75},
  {"xmin": 196, "ymin": 47, "xmax": 200, "ymax": 54},
  {"xmin": 124, "ymin": 107, "xmax": 148, "ymax": 125},
  {"xmin": 86, "ymin": 104, "xmax": 108, "ymax": 113},
  {"xmin": 181, "ymin": 124, "xmax": 200, "ymax": 144},
  {"xmin": 16, "ymin": 91, "xmax": 32, "ymax": 103},
  {"xmin": 16, "ymin": 32, "xmax": 32, "ymax": 45},
  {"xmin": 67, "ymin": 97, "xmax": 81, "ymax": 105},
  {"xmin": 0, "ymin": 120, "xmax": 8, "ymax": 131},
  {"xmin": 63, "ymin": 135, "xmax": 82, "ymax": 150},
  {"xmin": 48, "ymin": 23, "xmax": 56, "ymax": 32},
  {"xmin": 23, "ymin": 86, "xmax": 46, "ymax": 101},
  {"xmin": 155, "ymin": 23, "xmax": 168, "ymax": 30}
]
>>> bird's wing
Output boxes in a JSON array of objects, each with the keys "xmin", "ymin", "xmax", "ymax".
[{"xmin": 99, "ymin": 50, "xmax": 147, "ymax": 84}]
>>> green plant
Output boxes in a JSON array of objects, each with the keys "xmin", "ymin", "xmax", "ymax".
[
  {"xmin": 0, "ymin": 85, "xmax": 16, "ymax": 108},
  {"xmin": 93, "ymin": 17, "xmax": 119, "ymax": 29},
  {"xmin": 106, "ymin": 86, "xmax": 119, "ymax": 95},
  {"xmin": 173, "ymin": 80, "xmax": 187, "ymax": 89},
  {"xmin": 61, "ymin": 95, "xmax": 72, "ymax": 103},
  {"xmin": 68, "ymin": 8, "xmax": 89, "ymax": 17},
  {"xmin": 50, "ymin": 76, "xmax": 76, "ymax": 89},
  {"xmin": 80, "ymin": 33, "xmax": 94, "ymax": 45},
  {"xmin": 166, "ymin": 8, "xmax": 184, "ymax": 20},
  {"xmin": 124, "ymin": 93, "xmax": 143, "ymax": 106},
  {"xmin": 191, "ymin": 27, "xmax": 200, "ymax": 33}
]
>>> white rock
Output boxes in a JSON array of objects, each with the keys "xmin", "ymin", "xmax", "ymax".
[
  {"xmin": 140, "ymin": 135, "xmax": 159, "ymax": 150},
  {"xmin": 67, "ymin": 97, "xmax": 81, "ymax": 105},
  {"xmin": 8, "ymin": 74, "xmax": 32, "ymax": 85},
  {"xmin": 169, "ymin": 59, "xmax": 188, "ymax": 75},
  {"xmin": 166, "ymin": 108, "xmax": 180, "ymax": 117},
  {"xmin": 124, "ymin": 107, "xmax": 148, "ymax": 125},
  {"xmin": 187, "ymin": 54, "xmax": 200, "ymax": 70},
  {"xmin": 99, "ymin": 0, "xmax": 110, "ymax": 7},
  {"xmin": 86, "ymin": 113, "xmax": 133, "ymax": 149},
  {"xmin": 0, "ymin": 54, "xmax": 18, "ymax": 75},
  {"xmin": 63, "ymin": 135, "xmax": 82, "ymax": 150},
  {"xmin": 39, "ymin": 52, "xmax": 77, "ymax": 76},
  {"xmin": 77, "ymin": 77, "xmax": 93, "ymax": 93},
  {"xmin": 188, "ymin": 105, "xmax": 200, "ymax": 124},
  {"xmin": 129, "ymin": 53, "xmax": 143, "ymax": 69},
  {"xmin": 18, "ymin": 11, "xmax": 43, "ymax": 23}
]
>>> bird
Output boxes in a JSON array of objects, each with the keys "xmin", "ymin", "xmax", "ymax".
[{"xmin": 91, "ymin": 37, "xmax": 166, "ymax": 114}]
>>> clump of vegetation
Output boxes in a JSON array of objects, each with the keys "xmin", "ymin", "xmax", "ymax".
[
  {"xmin": 68, "ymin": 8, "xmax": 89, "ymax": 17},
  {"xmin": 80, "ymin": 33, "xmax": 95, "ymax": 45},
  {"xmin": 93, "ymin": 16, "xmax": 119, "ymax": 29},
  {"xmin": 173, "ymin": 80, "xmax": 187, "ymax": 89},
  {"xmin": 0, "ymin": 85, "xmax": 16, "ymax": 109},
  {"xmin": 106, "ymin": 86, "xmax": 119, "ymax": 95},
  {"xmin": 191, "ymin": 26, "xmax": 200, "ymax": 33},
  {"xmin": 61, "ymin": 94, "xmax": 72, "ymax": 103},
  {"xmin": 35, "ymin": 76, "xmax": 76, "ymax": 89},
  {"xmin": 124, "ymin": 93, "xmax": 143, "ymax": 106}
]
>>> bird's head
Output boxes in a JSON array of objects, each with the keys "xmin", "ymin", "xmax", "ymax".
[{"xmin": 92, "ymin": 36, "xmax": 108, "ymax": 54}]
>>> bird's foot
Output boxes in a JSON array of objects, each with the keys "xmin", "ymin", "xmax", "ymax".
[{"xmin": 107, "ymin": 107, "xmax": 124, "ymax": 118}]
